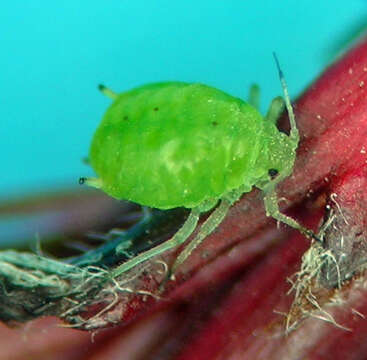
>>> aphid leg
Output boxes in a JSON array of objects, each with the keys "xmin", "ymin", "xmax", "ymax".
[
  {"xmin": 263, "ymin": 54, "xmax": 319, "ymax": 240},
  {"xmin": 98, "ymin": 84, "xmax": 118, "ymax": 100},
  {"xmin": 248, "ymin": 84, "xmax": 260, "ymax": 109},
  {"xmin": 141, "ymin": 206, "xmax": 153, "ymax": 223},
  {"xmin": 265, "ymin": 96, "xmax": 285, "ymax": 124},
  {"xmin": 111, "ymin": 208, "xmax": 201, "ymax": 278},
  {"xmin": 169, "ymin": 195, "xmax": 241, "ymax": 278},
  {"xmin": 263, "ymin": 179, "xmax": 317, "ymax": 241}
]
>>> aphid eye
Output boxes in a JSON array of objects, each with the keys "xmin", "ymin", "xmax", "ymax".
[{"xmin": 268, "ymin": 168, "xmax": 279, "ymax": 179}]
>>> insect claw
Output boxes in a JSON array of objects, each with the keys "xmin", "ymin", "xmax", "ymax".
[
  {"xmin": 312, "ymin": 233, "xmax": 323, "ymax": 243},
  {"xmin": 303, "ymin": 228, "xmax": 322, "ymax": 243}
]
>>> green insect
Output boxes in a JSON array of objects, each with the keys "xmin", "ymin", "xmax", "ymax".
[{"xmin": 80, "ymin": 54, "xmax": 314, "ymax": 280}]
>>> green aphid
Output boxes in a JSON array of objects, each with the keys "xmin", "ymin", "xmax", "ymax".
[{"xmin": 80, "ymin": 54, "xmax": 314, "ymax": 280}]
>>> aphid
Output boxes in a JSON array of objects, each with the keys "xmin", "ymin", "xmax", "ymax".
[{"xmin": 80, "ymin": 54, "xmax": 314, "ymax": 280}]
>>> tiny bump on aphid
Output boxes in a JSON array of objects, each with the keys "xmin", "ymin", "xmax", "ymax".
[{"xmin": 81, "ymin": 57, "xmax": 311, "ymax": 280}]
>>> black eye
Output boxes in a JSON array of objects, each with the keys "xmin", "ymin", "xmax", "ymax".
[{"xmin": 268, "ymin": 169, "xmax": 278, "ymax": 179}]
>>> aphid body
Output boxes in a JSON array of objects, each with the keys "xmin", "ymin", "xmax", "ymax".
[
  {"xmin": 90, "ymin": 82, "xmax": 292, "ymax": 210},
  {"xmin": 82, "ymin": 56, "xmax": 311, "ymax": 279}
]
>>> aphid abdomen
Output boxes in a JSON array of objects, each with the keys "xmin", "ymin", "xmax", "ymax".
[{"xmin": 90, "ymin": 82, "xmax": 265, "ymax": 209}]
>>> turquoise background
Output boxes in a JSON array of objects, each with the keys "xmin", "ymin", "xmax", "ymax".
[{"xmin": 1, "ymin": 0, "xmax": 367, "ymax": 201}]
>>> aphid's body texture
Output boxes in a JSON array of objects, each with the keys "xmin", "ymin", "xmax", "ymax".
[{"xmin": 90, "ymin": 82, "xmax": 292, "ymax": 210}]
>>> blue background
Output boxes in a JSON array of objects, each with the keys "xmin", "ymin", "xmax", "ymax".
[{"xmin": 1, "ymin": 0, "xmax": 367, "ymax": 201}]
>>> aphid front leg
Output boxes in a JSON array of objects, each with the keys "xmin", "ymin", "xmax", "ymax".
[
  {"xmin": 263, "ymin": 179, "xmax": 316, "ymax": 240},
  {"xmin": 261, "ymin": 54, "xmax": 317, "ymax": 240}
]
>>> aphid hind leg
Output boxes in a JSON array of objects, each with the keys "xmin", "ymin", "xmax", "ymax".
[
  {"xmin": 169, "ymin": 195, "xmax": 241, "ymax": 278},
  {"xmin": 111, "ymin": 208, "xmax": 201, "ymax": 278}
]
